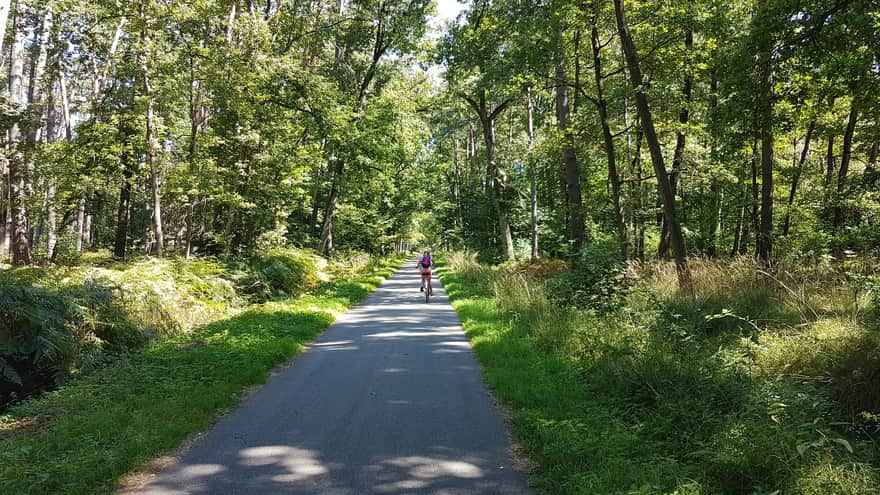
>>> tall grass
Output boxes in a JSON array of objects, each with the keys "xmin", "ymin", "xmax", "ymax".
[
  {"xmin": 445, "ymin": 251, "xmax": 496, "ymax": 296},
  {"xmin": 442, "ymin": 252, "xmax": 880, "ymax": 494}
]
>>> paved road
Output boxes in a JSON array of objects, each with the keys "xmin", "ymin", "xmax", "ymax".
[{"xmin": 131, "ymin": 260, "xmax": 531, "ymax": 495}]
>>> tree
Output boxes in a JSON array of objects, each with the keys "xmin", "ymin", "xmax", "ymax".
[
  {"xmin": 614, "ymin": 0, "xmax": 691, "ymax": 291},
  {"xmin": 7, "ymin": 0, "xmax": 30, "ymax": 265}
]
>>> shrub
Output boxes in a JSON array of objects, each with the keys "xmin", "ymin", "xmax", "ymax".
[
  {"xmin": 0, "ymin": 274, "xmax": 127, "ymax": 406},
  {"xmin": 106, "ymin": 258, "xmax": 242, "ymax": 337},
  {"xmin": 546, "ymin": 246, "xmax": 636, "ymax": 313},
  {"xmin": 0, "ymin": 257, "xmax": 246, "ymax": 410},
  {"xmin": 245, "ymin": 247, "xmax": 325, "ymax": 299},
  {"xmin": 512, "ymin": 258, "xmax": 568, "ymax": 280}
]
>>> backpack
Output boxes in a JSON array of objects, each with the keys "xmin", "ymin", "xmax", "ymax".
[{"xmin": 420, "ymin": 255, "xmax": 432, "ymax": 268}]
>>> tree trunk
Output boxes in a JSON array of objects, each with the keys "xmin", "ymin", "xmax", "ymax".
[
  {"xmin": 486, "ymin": 117, "xmax": 515, "ymax": 260},
  {"xmin": 141, "ymin": 1, "xmax": 164, "ymax": 255},
  {"xmin": 732, "ymin": 186, "xmax": 746, "ymax": 256},
  {"xmin": 110, "ymin": 144, "xmax": 131, "ymax": 258},
  {"xmin": 185, "ymin": 48, "xmax": 204, "ymax": 260},
  {"xmin": 465, "ymin": 90, "xmax": 514, "ymax": 260},
  {"xmin": 526, "ymin": 87, "xmax": 538, "ymax": 259},
  {"xmin": 83, "ymin": 214, "xmax": 92, "ymax": 247},
  {"xmin": 706, "ymin": 71, "xmax": 720, "ymax": 257},
  {"xmin": 747, "ymin": 137, "xmax": 758, "ymax": 251},
  {"xmin": 757, "ymin": 134, "xmax": 774, "ymax": 262},
  {"xmin": 782, "ymin": 119, "xmax": 815, "ymax": 236},
  {"xmin": 631, "ymin": 127, "xmax": 645, "ymax": 260},
  {"xmin": 22, "ymin": 6, "xmax": 53, "ymax": 251},
  {"xmin": 708, "ymin": 188, "xmax": 723, "ymax": 257},
  {"xmin": 757, "ymin": 132, "xmax": 773, "ymax": 262},
  {"xmin": 467, "ymin": 123, "xmax": 475, "ymax": 159},
  {"xmin": 868, "ymin": 139, "xmax": 878, "ymax": 171},
  {"xmin": 659, "ymin": 26, "xmax": 693, "ymax": 258},
  {"xmin": 75, "ymin": 197, "xmax": 86, "ymax": 254},
  {"xmin": 824, "ymin": 133, "xmax": 836, "ymax": 189},
  {"xmin": 590, "ymin": 14, "xmax": 626, "ymax": 258},
  {"xmin": 754, "ymin": 0, "xmax": 774, "ymax": 264},
  {"xmin": 27, "ymin": 6, "xmax": 51, "ymax": 144},
  {"xmin": 308, "ymin": 167, "xmax": 324, "ymax": 235},
  {"xmin": 867, "ymin": 116, "xmax": 879, "ymax": 186},
  {"xmin": 8, "ymin": 0, "xmax": 29, "ymax": 265},
  {"xmin": 868, "ymin": 115, "xmax": 878, "ymax": 172},
  {"xmin": 832, "ymin": 103, "xmax": 858, "ymax": 231},
  {"xmin": 43, "ymin": 68, "xmax": 65, "ymax": 259},
  {"xmin": 573, "ymin": 29, "xmax": 581, "ymax": 113},
  {"xmin": 45, "ymin": 183, "xmax": 56, "ymax": 258},
  {"xmin": 556, "ymin": 61, "xmax": 586, "ymax": 252},
  {"xmin": 452, "ymin": 137, "xmax": 464, "ymax": 236},
  {"xmin": 0, "ymin": 0, "xmax": 12, "ymax": 66},
  {"xmin": 96, "ymin": 18, "xmax": 127, "ymax": 99},
  {"xmin": 58, "ymin": 70, "xmax": 72, "ymax": 140},
  {"xmin": 0, "ymin": 161, "xmax": 8, "ymax": 256},
  {"xmin": 318, "ymin": 158, "xmax": 342, "ymax": 256},
  {"xmin": 318, "ymin": 10, "xmax": 386, "ymax": 257},
  {"xmin": 226, "ymin": 1, "xmax": 237, "ymax": 45},
  {"xmin": 614, "ymin": 0, "xmax": 691, "ymax": 292}
]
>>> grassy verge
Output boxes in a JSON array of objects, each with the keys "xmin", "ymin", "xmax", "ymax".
[
  {"xmin": 439, "ymin": 261, "xmax": 652, "ymax": 494},
  {"xmin": 0, "ymin": 256, "xmax": 404, "ymax": 495},
  {"xmin": 438, "ymin": 254, "xmax": 880, "ymax": 495}
]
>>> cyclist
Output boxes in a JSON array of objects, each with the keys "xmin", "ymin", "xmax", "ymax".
[{"xmin": 417, "ymin": 249, "xmax": 434, "ymax": 295}]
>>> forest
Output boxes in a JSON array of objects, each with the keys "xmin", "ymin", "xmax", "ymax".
[{"xmin": 1, "ymin": 0, "xmax": 879, "ymax": 493}]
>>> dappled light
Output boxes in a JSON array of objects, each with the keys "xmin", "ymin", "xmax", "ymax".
[
  {"xmin": 3, "ymin": 0, "xmax": 879, "ymax": 492},
  {"xmin": 126, "ymin": 265, "xmax": 529, "ymax": 494},
  {"xmin": 137, "ymin": 445, "xmax": 503, "ymax": 495}
]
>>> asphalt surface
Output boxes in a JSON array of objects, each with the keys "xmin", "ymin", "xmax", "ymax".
[{"xmin": 131, "ymin": 260, "xmax": 532, "ymax": 495}]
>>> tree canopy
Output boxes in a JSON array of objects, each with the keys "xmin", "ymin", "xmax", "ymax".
[{"xmin": 0, "ymin": 0, "xmax": 877, "ymax": 287}]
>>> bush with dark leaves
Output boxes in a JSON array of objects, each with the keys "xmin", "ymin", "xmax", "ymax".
[{"xmin": 546, "ymin": 246, "xmax": 636, "ymax": 313}]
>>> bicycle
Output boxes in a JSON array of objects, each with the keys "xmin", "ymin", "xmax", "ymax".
[
  {"xmin": 417, "ymin": 252, "xmax": 434, "ymax": 302},
  {"xmin": 423, "ymin": 274, "xmax": 433, "ymax": 303}
]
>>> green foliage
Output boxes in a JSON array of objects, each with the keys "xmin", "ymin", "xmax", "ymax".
[
  {"xmin": 244, "ymin": 247, "xmax": 327, "ymax": 299},
  {"xmin": 0, "ymin": 271, "xmax": 135, "ymax": 397},
  {"xmin": 0, "ymin": 257, "xmax": 248, "ymax": 409},
  {"xmin": 442, "ymin": 253, "xmax": 880, "ymax": 494},
  {"xmin": 0, "ymin": 256, "xmax": 403, "ymax": 495},
  {"xmin": 443, "ymin": 251, "xmax": 496, "ymax": 297},
  {"xmin": 546, "ymin": 246, "xmax": 637, "ymax": 313},
  {"xmin": 0, "ymin": 248, "xmax": 375, "ymax": 411}
]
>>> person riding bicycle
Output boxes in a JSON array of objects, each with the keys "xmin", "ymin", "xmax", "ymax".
[{"xmin": 417, "ymin": 250, "xmax": 434, "ymax": 294}]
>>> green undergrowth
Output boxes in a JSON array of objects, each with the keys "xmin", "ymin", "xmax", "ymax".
[
  {"xmin": 0, "ymin": 255, "xmax": 404, "ymax": 495},
  {"xmin": 439, "ymin": 252, "xmax": 880, "ymax": 495},
  {"xmin": 0, "ymin": 247, "xmax": 354, "ymax": 406}
]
